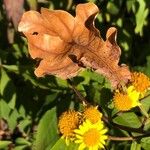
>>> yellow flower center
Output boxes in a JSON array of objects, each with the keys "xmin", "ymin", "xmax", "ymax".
[
  {"xmin": 114, "ymin": 92, "xmax": 132, "ymax": 111},
  {"xmin": 74, "ymin": 120, "xmax": 108, "ymax": 150},
  {"xmin": 58, "ymin": 110, "xmax": 79, "ymax": 137},
  {"xmin": 83, "ymin": 128, "xmax": 100, "ymax": 147},
  {"xmin": 113, "ymin": 86, "xmax": 140, "ymax": 111},
  {"xmin": 83, "ymin": 106, "xmax": 102, "ymax": 123},
  {"xmin": 131, "ymin": 72, "xmax": 150, "ymax": 93}
]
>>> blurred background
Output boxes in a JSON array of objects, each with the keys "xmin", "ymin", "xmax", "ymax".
[{"xmin": 0, "ymin": 0, "xmax": 150, "ymax": 149}]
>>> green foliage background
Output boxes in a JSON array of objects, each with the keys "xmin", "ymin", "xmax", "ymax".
[{"xmin": 0, "ymin": 0, "xmax": 150, "ymax": 149}]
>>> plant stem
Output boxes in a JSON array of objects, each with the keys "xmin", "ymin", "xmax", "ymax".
[
  {"xmin": 108, "ymin": 136, "xmax": 133, "ymax": 141},
  {"xmin": 109, "ymin": 132, "xmax": 150, "ymax": 141},
  {"xmin": 67, "ymin": 79, "xmax": 88, "ymax": 105}
]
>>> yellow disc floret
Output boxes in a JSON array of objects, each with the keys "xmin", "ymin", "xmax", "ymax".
[
  {"xmin": 58, "ymin": 110, "xmax": 80, "ymax": 138},
  {"xmin": 131, "ymin": 72, "xmax": 150, "ymax": 96},
  {"xmin": 83, "ymin": 128, "xmax": 101, "ymax": 147},
  {"xmin": 113, "ymin": 86, "xmax": 140, "ymax": 111},
  {"xmin": 74, "ymin": 120, "xmax": 108, "ymax": 150},
  {"xmin": 83, "ymin": 106, "xmax": 102, "ymax": 124}
]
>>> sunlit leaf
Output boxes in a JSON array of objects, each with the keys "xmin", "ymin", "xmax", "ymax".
[
  {"xmin": 141, "ymin": 137, "xmax": 150, "ymax": 150},
  {"xmin": 131, "ymin": 141, "xmax": 141, "ymax": 150},
  {"xmin": 0, "ymin": 141, "xmax": 12, "ymax": 149},
  {"xmin": 33, "ymin": 107, "xmax": 58, "ymax": 150},
  {"xmin": 135, "ymin": 0, "xmax": 149, "ymax": 36},
  {"xmin": 113, "ymin": 112, "xmax": 142, "ymax": 128}
]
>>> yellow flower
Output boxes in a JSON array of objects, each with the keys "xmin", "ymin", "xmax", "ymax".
[
  {"xmin": 74, "ymin": 120, "xmax": 108, "ymax": 150},
  {"xmin": 131, "ymin": 72, "xmax": 150, "ymax": 97},
  {"xmin": 58, "ymin": 110, "xmax": 80, "ymax": 144},
  {"xmin": 83, "ymin": 106, "xmax": 102, "ymax": 124},
  {"xmin": 113, "ymin": 86, "xmax": 140, "ymax": 111}
]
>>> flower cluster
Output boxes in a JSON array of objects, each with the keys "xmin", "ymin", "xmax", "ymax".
[
  {"xmin": 113, "ymin": 72, "xmax": 150, "ymax": 111},
  {"xmin": 58, "ymin": 106, "xmax": 108, "ymax": 150}
]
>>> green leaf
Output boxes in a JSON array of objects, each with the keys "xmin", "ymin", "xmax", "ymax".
[
  {"xmin": 141, "ymin": 137, "xmax": 150, "ymax": 150},
  {"xmin": 0, "ymin": 99, "xmax": 11, "ymax": 119},
  {"xmin": 143, "ymin": 118, "xmax": 150, "ymax": 131},
  {"xmin": 18, "ymin": 105, "xmax": 26, "ymax": 118},
  {"xmin": 113, "ymin": 112, "xmax": 142, "ymax": 128},
  {"xmin": 15, "ymin": 138, "xmax": 31, "ymax": 146},
  {"xmin": 135, "ymin": 0, "xmax": 149, "ymax": 36},
  {"xmin": 0, "ymin": 69, "xmax": 16, "ymax": 109},
  {"xmin": 0, "ymin": 141, "xmax": 12, "ymax": 149},
  {"xmin": 126, "ymin": 0, "xmax": 135, "ymax": 12},
  {"xmin": 107, "ymin": 2, "xmax": 119, "ymax": 15},
  {"xmin": 33, "ymin": 107, "xmax": 58, "ymax": 150},
  {"xmin": 18, "ymin": 119, "xmax": 31, "ymax": 133},
  {"xmin": 79, "ymin": 70, "xmax": 104, "ymax": 84},
  {"xmin": 51, "ymin": 138, "xmax": 78, "ymax": 150},
  {"xmin": 56, "ymin": 78, "xmax": 68, "ymax": 88},
  {"xmin": 139, "ymin": 105, "xmax": 149, "ymax": 118},
  {"xmin": 3, "ymin": 65, "xmax": 19, "ymax": 73},
  {"xmin": 14, "ymin": 145, "xmax": 29, "ymax": 150},
  {"xmin": 130, "ymin": 141, "xmax": 141, "ymax": 150},
  {"xmin": 141, "ymin": 95, "xmax": 150, "ymax": 113},
  {"xmin": 7, "ymin": 109, "xmax": 19, "ymax": 131}
]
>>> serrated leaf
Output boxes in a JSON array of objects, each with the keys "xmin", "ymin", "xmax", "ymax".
[
  {"xmin": 33, "ymin": 107, "xmax": 58, "ymax": 150},
  {"xmin": 113, "ymin": 112, "xmax": 142, "ymax": 128}
]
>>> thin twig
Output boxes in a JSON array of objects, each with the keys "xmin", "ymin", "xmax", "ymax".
[
  {"xmin": 67, "ymin": 79, "xmax": 88, "ymax": 105},
  {"xmin": 108, "ymin": 136, "xmax": 133, "ymax": 141},
  {"xmin": 108, "ymin": 132, "xmax": 150, "ymax": 141}
]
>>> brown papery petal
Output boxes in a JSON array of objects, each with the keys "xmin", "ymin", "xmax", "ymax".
[{"xmin": 18, "ymin": 2, "xmax": 131, "ymax": 89}]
